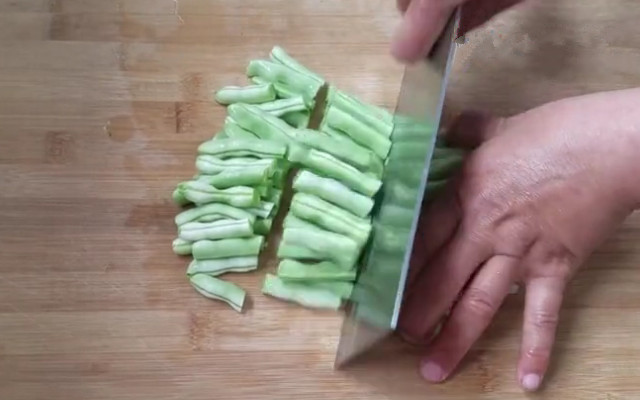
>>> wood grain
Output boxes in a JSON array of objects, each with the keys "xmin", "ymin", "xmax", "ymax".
[{"xmin": 1, "ymin": 0, "xmax": 640, "ymax": 399}]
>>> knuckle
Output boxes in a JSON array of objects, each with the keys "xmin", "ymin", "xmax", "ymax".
[
  {"xmin": 531, "ymin": 309, "xmax": 559, "ymax": 331},
  {"xmin": 463, "ymin": 287, "xmax": 498, "ymax": 320}
]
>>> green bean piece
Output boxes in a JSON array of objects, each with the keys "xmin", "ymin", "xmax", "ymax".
[
  {"xmin": 293, "ymin": 128, "xmax": 382, "ymax": 175},
  {"xmin": 195, "ymin": 156, "xmax": 276, "ymax": 175},
  {"xmin": 305, "ymin": 280, "xmax": 354, "ymax": 299},
  {"xmin": 322, "ymin": 105, "xmax": 392, "ymax": 159},
  {"xmin": 192, "ymin": 236, "xmax": 264, "ymax": 260},
  {"xmin": 290, "ymin": 192, "xmax": 372, "ymax": 245},
  {"xmin": 172, "ymin": 238, "xmax": 193, "ymax": 255},
  {"xmin": 215, "ymin": 83, "xmax": 276, "ymax": 105},
  {"xmin": 269, "ymin": 46, "xmax": 325, "ymax": 85},
  {"xmin": 277, "ymin": 240, "xmax": 322, "ymax": 261},
  {"xmin": 190, "ymin": 274, "xmax": 246, "ymax": 313},
  {"xmin": 175, "ymin": 203, "xmax": 256, "ymax": 226},
  {"xmin": 387, "ymin": 141, "xmax": 432, "ymax": 160},
  {"xmin": 224, "ymin": 116, "xmax": 259, "ymax": 140},
  {"xmin": 372, "ymin": 225, "xmax": 412, "ymax": 253},
  {"xmin": 251, "ymin": 76, "xmax": 298, "ymax": 99},
  {"xmin": 433, "ymin": 146, "xmax": 466, "ymax": 159},
  {"xmin": 282, "ymin": 227, "xmax": 360, "ymax": 270},
  {"xmin": 326, "ymin": 87, "xmax": 393, "ymax": 138},
  {"xmin": 246, "ymin": 60, "xmax": 321, "ymax": 107},
  {"xmin": 321, "ymin": 126, "xmax": 384, "ymax": 177},
  {"xmin": 254, "ymin": 218, "xmax": 273, "ymax": 235},
  {"xmin": 178, "ymin": 181, "xmax": 259, "ymax": 208},
  {"xmin": 261, "ymin": 274, "xmax": 342, "ymax": 310},
  {"xmin": 256, "ymin": 96, "xmax": 307, "ymax": 117},
  {"xmin": 227, "ymin": 103, "xmax": 294, "ymax": 143},
  {"xmin": 385, "ymin": 180, "xmax": 419, "ymax": 208},
  {"xmin": 282, "ymin": 110, "xmax": 310, "ymax": 128},
  {"xmin": 198, "ymin": 138, "xmax": 287, "ymax": 159},
  {"xmin": 283, "ymin": 214, "xmax": 319, "ymax": 231},
  {"xmin": 186, "ymin": 257, "xmax": 258, "ymax": 276},
  {"xmin": 267, "ymin": 187, "xmax": 283, "ymax": 205},
  {"xmin": 178, "ymin": 219, "xmax": 254, "ymax": 242},
  {"xmin": 195, "ymin": 164, "xmax": 272, "ymax": 189},
  {"xmin": 277, "ymin": 259, "xmax": 356, "ymax": 281},
  {"xmin": 172, "ymin": 187, "xmax": 190, "ymax": 206},
  {"xmin": 246, "ymin": 201, "xmax": 275, "ymax": 219},
  {"xmin": 213, "ymin": 130, "xmax": 228, "ymax": 140},
  {"xmin": 287, "ymin": 145, "xmax": 382, "ymax": 197}
]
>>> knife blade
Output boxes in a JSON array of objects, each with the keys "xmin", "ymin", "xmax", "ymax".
[{"xmin": 334, "ymin": 8, "xmax": 461, "ymax": 368}]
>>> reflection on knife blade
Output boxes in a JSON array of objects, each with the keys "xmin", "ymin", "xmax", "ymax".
[{"xmin": 335, "ymin": 8, "xmax": 462, "ymax": 368}]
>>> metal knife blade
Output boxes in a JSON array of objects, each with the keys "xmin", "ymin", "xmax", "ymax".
[{"xmin": 335, "ymin": 8, "xmax": 461, "ymax": 368}]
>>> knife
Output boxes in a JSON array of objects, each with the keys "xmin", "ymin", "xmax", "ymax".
[{"xmin": 334, "ymin": 8, "xmax": 462, "ymax": 368}]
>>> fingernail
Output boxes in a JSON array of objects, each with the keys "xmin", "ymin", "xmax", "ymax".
[
  {"xmin": 420, "ymin": 360, "xmax": 445, "ymax": 382},
  {"xmin": 521, "ymin": 374, "xmax": 541, "ymax": 391}
]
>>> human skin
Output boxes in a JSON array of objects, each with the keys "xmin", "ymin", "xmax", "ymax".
[{"xmin": 391, "ymin": 1, "xmax": 640, "ymax": 392}]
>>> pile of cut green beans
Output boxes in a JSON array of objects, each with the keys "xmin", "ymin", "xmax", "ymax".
[{"xmin": 171, "ymin": 46, "xmax": 466, "ymax": 313}]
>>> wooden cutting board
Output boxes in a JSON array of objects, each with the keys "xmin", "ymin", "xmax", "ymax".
[{"xmin": 1, "ymin": 0, "xmax": 640, "ymax": 399}]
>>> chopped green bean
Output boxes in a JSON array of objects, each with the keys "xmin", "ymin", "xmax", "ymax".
[
  {"xmin": 293, "ymin": 170, "xmax": 374, "ymax": 218},
  {"xmin": 277, "ymin": 240, "xmax": 321, "ymax": 260},
  {"xmin": 321, "ymin": 126, "xmax": 384, "ymax": 176},
  {"xmin": 290, "ymin": 192, "xmax": 371, "ymax": 245},
  {"xmin": 254, "ymin": 218, "xmax": 273, "ymax": 235},
  {"xmin": 282, "ymin": 110, "xmax": 310, "ymax": 128},
  {"xmin": 195, "ymin": 156, "xmax": 276, "ymax": 175},
  {"xmin": 262, "ymin": 274, "xmax": 342, "ymax": 310},
  {"xmin": 172, "ymin": 238, "xmax": 192, "ymax": 255},
  {"xmin": 256, "ymin": 96, "xmax": 307, "ymax": 117},
  {"xmin": 195, "ymin": 164, "xmax": 272, "ymax": 189},
  {"xmin": 213, "ymin": 130, "xmax": 228, "ymax": 140},
  {"xmin": 288, "ymin": 145, "xmax": 382, "ymax": 197},
  {"xmin": 283, "ymin": 214, "xmax": 319, "ymax": 231},
  {"xmin": 192, "ymin": 236, "xmax": 264, "ymax": 260},
  {"xmin": 246, "ymin": 60, "xmax": 321, "ymax": 107},
  {"xmin": 198, "ymin": 138, "xmax": 287, "ymax": 159},
  {"xmin": 224, "ymin": 116, "xmax": 259, "ymax": 140},
  {"xmin": 322, "ymin": 105, "xmax": 391, "ymax": 159},
  {"xmin": 305, "ymin": 280, "xmax": 354, "ymax": 299},
  {"xmin": 172, "ymin": 187, "xmax": 190, "ymax": 206},
  {"xmin": 175, "ymin": 203, "xmax": 256, "ymax": 226},
  {"xmin": 282, "ymin": 227, "xmax": 360, "ymax": 270},
  {"xmin": 277, "ymin": 259, "xmax": 356, "ymax": 281},
  {"xmin": 177, "ymin": 181, "xmax": 259, "ymax": 208},
  {"xmin": 227, "ymin": 103, "xmax": 295, "ymax": 143},
  {"xmin": 246, "ymin": 201, "xmax": 275, "ymax": 219},
  {"xmin": 190, "ymin": 274, "xmax": 246, "ymax": 312},
  {"xmin": 251, "ymin": 76, "xmax": 298, "ymax": 99},
  {"xmin": 269, "ymin": 46, "xmax": 324, "ymax": 85},
  {"xmin": 327, "ymin": 87, "xmax": 393, "ymax": 138},
  {"xmin": 186, "ymin": 257, "xmax": 258, "ymax": 276},
  {"xmin": 215, "ymin": 83, "xmax": 276, "ymax": 105},
  {"xmin": 178, "ymin": 219, "xmax": 254, "ymax": 242},
  {"xmin": 293, "ymin": 128, "xmax": 382, "ymax": 175}
]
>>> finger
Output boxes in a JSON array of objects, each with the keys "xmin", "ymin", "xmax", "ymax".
[
  {"xmin": 400, "ymin": 222, "xmax": 493, "ymax": 342},
  {"xmin": 418, "ymin": 255, "xmax": 516, "ymax": 382},
  {"xmin": 459, "ymin": 0, "xmax": 523, "ymax": 37},
  {"xmin": 444, "ymin": 111, "xmax": 506, "ymax": 149},
  {"xmin": 391, "ymin": 0, "xmax": 465, "ymax": 62},
  {"xmin": 519, "ymin": 275, "xmax": 566, "ymax": 392},
  {"xmin": 408, "ymin": 178, "xmax": 462, "ymax": 287},
  {"xmin": 397, "ymin": 0, "xmax": 411, "ymax": 13}
]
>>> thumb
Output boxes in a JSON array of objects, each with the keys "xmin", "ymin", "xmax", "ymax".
[{"xmin": 442, "ymin": 110, "xmax": 507, "ymax": 149}]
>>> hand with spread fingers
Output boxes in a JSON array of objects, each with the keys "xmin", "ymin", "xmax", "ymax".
[{"xmin": 400, "ymin": 88, "xmax": 640, "ymax": 391}]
